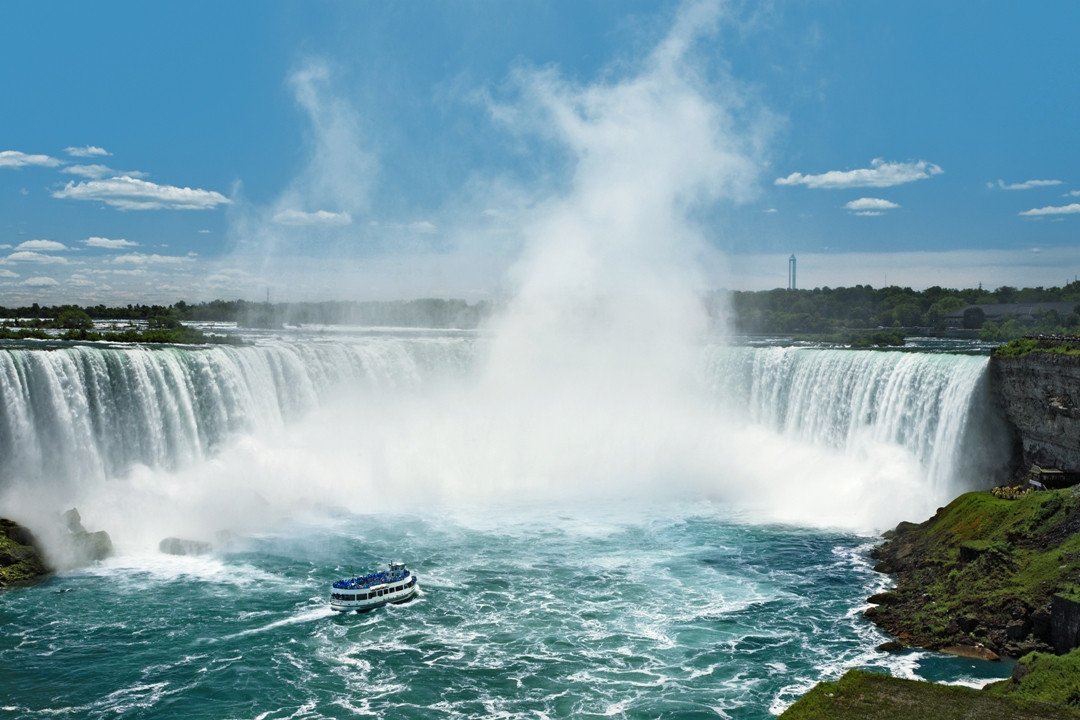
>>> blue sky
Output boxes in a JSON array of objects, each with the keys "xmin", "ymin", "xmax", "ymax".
[{"xmin": 1, "ymin": 1, "xmax": 1078, "ymax": 304}]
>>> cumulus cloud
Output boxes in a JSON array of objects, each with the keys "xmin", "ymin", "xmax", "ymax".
[
  {"xmin": 85, "ymin": 236, "xmax": 138, "ymax": 249},
  {"xmin": 775, "ymin": 158, "xmax": 942, "ymax": 189},
  {"xmin": 271, "ymin": 209, "xmax": 352, "ymax": 226},
  {"xmin": 52, "ymin": 175, "xmax": 231, "ymax": 210},
  {"xmin": 15, "ymin": 239, "xmax": 68, "ymax": 252},
  {"xmin": 111, "ymin": 252, "xmax": 194, "ymax": 265},
  {"xmin": 1019, "ymin": 203, "xmax": 1080, "ymax": 217},
  {"xmin": 62, "ymin": 164, "xmax": 115, "ymax": 179},
  {"xmin": 0, "ymin": 269, "xmax": 18, "ymax": 278},
  {"xmin": 0, "ymin": 150, "xmax": 61, "ymax": 169},
  {"xmin": 21, "ymin": 276, "xmax": 58, "ymax": 287},
  {"xmin": 65, "ymin": 146, "xmax": 111, "ymax": 158},
  {"xmin": 994, "ymin": 178, "xmax": 1062, "ymax": 190},
  {"xmin": 6, "ymin": 251, "xmax": 68, "ymax": 264},
  {"xmin": 844, "ymin": 197, "xmax": 900, "ymax": 213}
]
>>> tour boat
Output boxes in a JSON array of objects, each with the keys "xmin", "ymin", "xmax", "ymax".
[{"xmin": 330, "ymin": 561, "xmax": 419, "ymax": 613}]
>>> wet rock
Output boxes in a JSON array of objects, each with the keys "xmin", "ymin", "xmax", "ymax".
[
  {"xmin": 876, "ymin": 641, "xmax": 904, "ymax": 653},
  {"xmin": 0, "ymin": 518, "xmax": 50, "ymax": 587},
  {"xmin": 867, "ymin": 592, "xmax": 900, "ymax": 606},
  {"xmin": 159, "ymin": 537, "xmax": 212, "ymax": 556},
  {"xmin": 941, "ymin": 644, "xmax": 1001, "ymax": 661},
  {"xmin": 62, "ymin": 508, "xmax": 113, "ymax": 564}
]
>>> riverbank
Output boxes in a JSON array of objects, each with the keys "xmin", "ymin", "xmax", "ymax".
[{"xmin": 781, "ymin": 486, "xmax": 1080, "ymax": 717}]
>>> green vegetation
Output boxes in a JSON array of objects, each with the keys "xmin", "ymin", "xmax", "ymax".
[
  {"xmin": 867, "ymin": 488, "xmax": 1080, "ymax": 656},
  {"xmin": 993, "ymin": 337, "xmax": 1080, "ymax": 358},
  {"xmin": 715, "ymin": 281, "xmax": 1080, "ymax": 339},
  {"xmin": 0, "ymin": 298, "xmax": 493, "ymax": 329},
  {"xmin": 779, "ymin": 669, "xmax": 1080, "ymax": 719},
  {"xmin": 0, "ymin": 324, "xmax": 236, "ymax": 345},
  {"xmin": 986, "ymin": 648, "xmax": 1080, "ymax": 708}
]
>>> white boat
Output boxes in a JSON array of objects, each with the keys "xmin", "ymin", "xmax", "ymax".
[{"xmin": 330, "ymin": 561, "xmax": 419, "ymax": 613}]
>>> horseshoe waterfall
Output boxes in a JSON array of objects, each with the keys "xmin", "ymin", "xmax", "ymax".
[{"xmin": 0, "ymin": 334, "xmax": 1016, "ymax": 719}]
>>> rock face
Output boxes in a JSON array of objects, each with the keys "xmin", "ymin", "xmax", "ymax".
[
  {"xmin": 1051, "ymin": 594, "xmax": 1080, "ymax": 655},
  {"xmin": 991, "ymin": 352, "xmax": 1080, "ymax": 477}
]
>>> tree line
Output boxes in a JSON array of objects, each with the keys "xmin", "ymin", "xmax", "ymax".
[{"xmin": 3, "ymin": 283, "xmax": 1080, "ymax": 342}]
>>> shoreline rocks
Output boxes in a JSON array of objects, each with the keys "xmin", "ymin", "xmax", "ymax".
[{"xmin": 0, "ymin": 518, "xmax": 51, "ymax": 587}]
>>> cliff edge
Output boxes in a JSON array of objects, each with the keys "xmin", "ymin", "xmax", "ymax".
[{"xmin": 991, "ymin": 339, "xmax": 1080, "ymax": 479}]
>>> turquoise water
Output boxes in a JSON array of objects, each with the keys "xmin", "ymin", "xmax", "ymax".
[{"xmin": 0, "ymin": 505, "xmax": 1011, "ymax": 719}]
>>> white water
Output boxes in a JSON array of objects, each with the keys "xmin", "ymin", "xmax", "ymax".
[{"xmin": 0, "ymin": 335, "xmax": 1009, "ymax": 554}]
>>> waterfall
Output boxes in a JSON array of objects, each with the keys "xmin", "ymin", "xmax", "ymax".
[
  {"xmin": 0, "ymin": 337, "xmax": 476, "ymax": 490},
  {"xmin": 703, "ymin": 345, "xmax": 1010, "ymax": 498},
  {"xmin": 0, "ymin": 337, "xmax": 1010, "ymax": 534}
]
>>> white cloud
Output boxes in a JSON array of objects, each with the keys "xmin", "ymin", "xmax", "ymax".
[
  {"xmin": 16, "ymin": 239, "xmax": 67, "ymax": 252},
  {"xmin": 406, "ymin": 220, "xmax": 437, "ymax": 234},
  {"xmin": 62, "ymin": 164, "xmax": 115, "ymax": 179},
  {"xmin": 52, "ymin": 175, "xmax": 231, "ymax": 211},
  {"xmin": 1067, "ymin": 190, "xmax": 1080, "ymax": 198},
  {"xmin": 0, "ymin": 269, "xmax": 18, "ymax": 278},
  {"xmin": 111, "ymin": 253, "xmax": 193, "ymax": 265},
  {"xmin": 775, "ymin": 158, "xmax": 942, "ymax": 189},
  {"xmin": 198, "ymin": 229, "xmax": 211, "ymax": 234},
  {"xmin": 0, "ymin": 244, "xmax": 10, "ymax": 249},
  {"xmin": 854, "ymin": 211, "xmax": 882, "ymax": 217},
  {"xmin": 844, "ymin": 197, "xmax": 900, "ymax": 212},
  {"xmin": 6, "ymin": 251, "xmax": 68, "ymax": 264},
  {"xmin": 764, "ymin": 208, "xmax": 778, "ymax": 214},
  {"xmin": 1019, "ymin": 203, "xmax": 1080, "ymax": 217},
  {"xmin": 65, "ymin": 145, "xmax": 111, "ymax": 158},
  {"xmin": 85, "ymin": 236, "xmax": 138, "ymax": 249},
  {"xmin": 0, "ymin": 150, "xmax": 61, "ymax": 169},
  {"xmin": 21, "ymin": 276, "xmax": 58, "ymax": 287},
  {"xmin": 995, "ymin": 178, "xmax": 1062, "ymax": 190},
  {"xmin": 271, "ymin": 209, "xmax": 352, "ymax": 226}
]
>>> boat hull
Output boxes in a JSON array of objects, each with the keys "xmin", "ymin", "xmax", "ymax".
[{"xmin": 330, "ymin": 580, "xmax": 420, "ymax": 613}]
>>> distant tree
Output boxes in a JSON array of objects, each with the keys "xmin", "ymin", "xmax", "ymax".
[
  {"xmin": 148, "ymin": 312, "xmax": 182, "ymax": 330},
  {"xmin": 56, "ymin": 307, "xmax": 93, "ymax": 330}
]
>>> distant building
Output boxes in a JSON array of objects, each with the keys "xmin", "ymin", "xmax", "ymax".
[
  {"xmin": 943, "ymin": 301, "xmax": 1078, "ymax": 329},
  {"xmin": 788, "ymin": 254, "xmax": 796, "ymax": 290}
]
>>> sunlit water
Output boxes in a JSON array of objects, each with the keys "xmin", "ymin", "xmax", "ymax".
[{"xmin": 0, "ymin": 331, "xmax": 1014, "ymax": 717}]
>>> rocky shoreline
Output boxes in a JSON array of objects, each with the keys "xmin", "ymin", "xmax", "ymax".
[
  {"xmin": 0, "ymin": 509, "xmax": 114, "ymax": 589},
  {"xmin": 864, "ymin": 487, "xmax": 1080, "ymax": 658},
  {"xmin": 782, "ymin": 344, "xmax": 1080, "ymax": 718}
]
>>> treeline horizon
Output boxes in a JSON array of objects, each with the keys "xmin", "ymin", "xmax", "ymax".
[{"xmin": 3, "ymin": 282, "xmax": 1080, "ymax": 340}]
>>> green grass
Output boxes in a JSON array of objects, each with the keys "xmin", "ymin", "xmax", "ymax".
[
  {"xmin": 986, "ymin": 648, "xmax": 1080, "ymax": 708},
  {"xmin": 780, "ymin": 670, "xmax": 1080, "ymax": 719}
]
